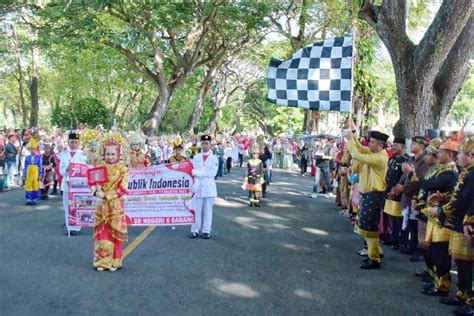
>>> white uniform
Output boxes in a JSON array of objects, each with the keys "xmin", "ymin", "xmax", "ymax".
[
  {"xmin": 191, "ymin": 152, "xmax": 218, "ymax": 234},
  {"xmin": 59, "ymin": 149, "xmax": 87, "ymax": 234}
]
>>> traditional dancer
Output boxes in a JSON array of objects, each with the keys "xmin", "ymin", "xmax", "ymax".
[
  {"xmin": 22, "ymin": 138, "xmax": 43, "ymax": 206},
  {"xmin": 243, "ymin": 145, "xmax": 264, "ymax": 207},
  {"xmin": 169, "ymin": 139, "xmax": 187, "ymax": 163},
  {"xmin": 93, "ymin": 132, "xmax": 128, "ymax": 272},
  {"xmin": 127, "ymin": 132, "xmax": 149, "ymax": 168}
]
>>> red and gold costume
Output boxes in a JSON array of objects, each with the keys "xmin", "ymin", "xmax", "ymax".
[
  {"xmin": 93, "ymin": 162, "xmax": 128, "ymax": 270},
  {"xmin": 128, "ymin": 150, "xmax": 149, "ymax": 168}
]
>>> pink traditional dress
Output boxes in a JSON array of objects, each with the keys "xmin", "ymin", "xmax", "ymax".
[{"xmin": 93, "ymin": 163, "xmax": 128, "ymax": 270}]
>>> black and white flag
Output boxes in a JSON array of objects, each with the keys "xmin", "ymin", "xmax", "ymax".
[{"xmin": 267, "ymin": 36, "xmax": 353, "ymax": 112}]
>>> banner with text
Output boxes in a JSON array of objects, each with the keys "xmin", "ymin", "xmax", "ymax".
[{"xmin": 68, "ymin": 161, "xmax": 195, "ymax": 227}]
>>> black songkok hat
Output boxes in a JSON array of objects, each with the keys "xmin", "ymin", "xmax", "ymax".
[
  {"xmin": 412, "ymin": 136, "xmax": 429, "ymax": 146},
  {"xmin": 393, "ymin": 137, "xmax": 406, "ymax": 145},
  {"xmin": 425, "ymin": 129, "xmax": 440, "ymax": 141},
  {"xmin": 200, "ymin": 135, "xmax": 211, "ymax": 142},
  {"xmin": 68, "ymin": 132, "xmax": 80, "ymax": 140},
  {"xmin": 368, "ymin": 131, "xmax": 389, "ymax": 143}
]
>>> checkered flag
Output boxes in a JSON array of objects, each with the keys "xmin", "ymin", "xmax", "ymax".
[{"xmin": 267, "ymin": 36, "xmax": 353, "ymax": 112}]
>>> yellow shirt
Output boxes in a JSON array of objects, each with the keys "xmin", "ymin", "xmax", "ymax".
[{"xmin": 347, "ymin": 136, "xmax": 388, "ymax": 194}]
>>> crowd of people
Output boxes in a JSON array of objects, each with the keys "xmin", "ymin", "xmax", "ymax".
[{"xmin": 1, "ymin": 124, "xmax": 473, "ymax": 314}]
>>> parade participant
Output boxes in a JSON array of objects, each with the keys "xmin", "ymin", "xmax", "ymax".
[
  {"xmin": 51, "ymin": 142, "xmax": 64, "ymax": 195},
  {"xmin": 189, "ymin": 138, "xmax": 200, "ymax": 160},
  {"xmin": 93, "ymin": 132, "xmax": 128, "ymax": 272},
  {"xmin": 190, "ymin": 135, "xmax": 218, "ymax": 239},
  {"xmin": 224, "ymin": 141, "xmax": 233, "ymax": 174},
  {"xmin": 127, "ymin": 132, "xmax": 149, "ymax": 168},
  {"xmin": 383, "ymin": 137, "xmax": 408, "ymax": 249},
  {"xmin": 4, "ymin": 133, "xmax": 18, "ymax": 189},
  {"xmin": 243, "ymin": 144, "xmax": 264, "ymax": 207},
  {"xmin": 40, "ymin": 144, "xmax": 56, "ymax": 200},
  {"xmin": 259, "ymin": 145, "xmax": 272, "ymax": 197},
  {"xmin": 169, "ymin": 139, "xmax": 187, "ymax": 163},
  {"xmin": 215, "ymin": 142, "xmax": 225, "ymax": 178},
  {"xmin": 281, "ymin": 139, "xmax": 293, "ymax": 170},
  {"xmin": 434, "ymin": 136, "xmax": 474, "ymax": 313},
  {"xmin": 273, "ymin": 139, "xmax": 282, "ymax": 169},
  {"xmin": 393, "ymin": 136, "xmax": 430, "ymax": 257},
  {"xmin": 419, "ymin": 138, "xmax": 459, "ymax": 296},
  {"xmin": 60, "ymin": 132, "xmax": 87, "ymax": 236},
  {"xmin": 347, "ymin": 118, "xmax": 388, "ymax": 269},
  {"xmin": 300, "ymin": 143, "xmax": 310, "ymax": 176},
  {"xmin": 22, "ymin": 138, "xmax": 43, "ymax": 206},
  {"xmin": 86, "ymin": 140, "xmax": 102, "ymax": 166}
]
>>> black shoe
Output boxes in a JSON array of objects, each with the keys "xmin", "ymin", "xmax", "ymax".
[
  {"xmin": 410, "ymin": 254, "xmax": 425, "ymax": 262},
  {"xmin": 422, "ymin": 287, "xmax": 449, "ymax": 297},
  {"xmin": 189, "ymin": 232, "xmax": 198, "ymax": 239},
  {"xmin": 360, "ymin": 259, "xmax": 380, "ymax": 269},
  {"xmin": 453, "ymin": 304, "xmax": 474, "ymax": 316},
  {"xmin": 439, "ymin": 297, "xmax": 465, "ymax": 306},
  {"xmin": 249, "ymin": 203, "xmax": 254, "ymax": 207},
  {"xmin": 202, "ymin": 233, "xmax": 211, "ymax": 239},
  {"xmin": 415, "ymin": 270, "xmax": 430, "ymax": 278},
  {"xmin": 70, "ymin": 231, "xmax": 79, "ymax": 236},
  {"xmin": 25, "ymin": 201, "xmax": 32, "ymax": 206},
  {"xmin": 254, "ymin": 203, "xmax": 261, "ymax": 207}
]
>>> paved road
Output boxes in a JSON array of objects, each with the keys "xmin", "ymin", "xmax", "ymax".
[{"xmin": 0, "ymin": 165, "xmax": 451, "ymax": 315}]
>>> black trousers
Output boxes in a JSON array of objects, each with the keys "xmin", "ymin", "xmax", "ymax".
[
  {"xmin": 429, "ymin": 242, "xmax": 451, "ymax": 278},
  {"xmin": 300, "ymin": 157, "xmax": 308, "ymax": 174},
  {"xmin": 455, "ymin": 259, "xmax": 473, "ymax": 298},
  {"xmin": 389, "ymin": 215, "xmax": 402, "ymax": 244},
  {"xmin": 226, "ymin": 157, "xmax": 232, "ymax": 173},
  {"xmin": 238, "ymin": 154, "xmax": 243, "ymax": 167}
]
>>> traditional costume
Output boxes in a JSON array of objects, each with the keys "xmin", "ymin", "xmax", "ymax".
[
  {"xmin": 437, "ymin": 136, "xmax": 474, "ymax": 310},
  {"xmin": 93, "ymin": 132, "xmax": 128, "ymax": 272},
  {"xmin": 127, "ymin": 132, "xmax": 149, "ymax": 168},
  {"xmin": 41, "ymin": 147, "xmax": 56, "ymax": 200},
  {"xmin": 22, "ymin": 138, "xmax": 43, "ymax": 206},
  {"xmin": 383, "ymin": 137, "xmax": 408, "ymax": 248},
  {"xmin": 169, "ymin": 139, "xmax": 187, "ymax": 163},
  {"xmin": 418, "ymin": 138, "xmax": 459, "ymax": 296},
  {"xmin": 348, "ymin": 131, "xmax": 388, "ymax": 269},
  {"xmin": 244, "ymin": 145, "xmax": 264, "ymax": 207}
]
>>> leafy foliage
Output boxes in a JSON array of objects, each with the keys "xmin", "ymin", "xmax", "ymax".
[{"xmin": 51, "ymin": 98, "xmax": 112, "ymax": 129}]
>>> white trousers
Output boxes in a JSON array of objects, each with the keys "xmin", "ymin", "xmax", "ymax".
[
  {"xmin": 191, "ymin": 197, "xmax": 214, "ymax": 234},
  {"xmin": 63, "ymin": 191, "xmax": 81, "ymax": 232}
]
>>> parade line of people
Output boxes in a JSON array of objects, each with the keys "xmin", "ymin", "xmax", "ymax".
[{"xmin": 1, "ymin": 125, "xmax": 473, "ymax": 315}]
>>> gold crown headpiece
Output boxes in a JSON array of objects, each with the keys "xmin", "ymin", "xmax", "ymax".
[
  {"xmin": 462, "ymin": 135, "xmax": 474, "ymax": 154},
  {"xmin": 101, "ymin": 131, "xmax": 125, "ymax": 149}
]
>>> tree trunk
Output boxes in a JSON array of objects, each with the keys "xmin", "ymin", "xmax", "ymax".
[
  {"xmin": 29, "ymin": 33, "xmax": 39, "ymax": 128},
  {"xmin": 142, "ymin": 91, "xmax": 171, "ymax": 136},
  {"xmin": 10, "ymin": 25, "xmax": 28, "ymax": 127},
  {"xmin": 305, "ymin": 111, "xmax": 320, "ymax": 134},
  {"xmin": 359, "ymin": 0, "xmax": 473, "ymax": 137},
  {"xmin": 186, "ymin": 77, "xmax": 214, "ymax": 135}
]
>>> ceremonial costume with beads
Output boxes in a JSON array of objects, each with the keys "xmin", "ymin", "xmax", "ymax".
[
  {"xmin": 418, "ymin": 161, "xmax": 458, "ymax": 293},
  {"xmin": 93, "ymin": 133, "xmax": 128, "ymax": 271},
  {"xmin": 348, "ymin": 132, "xmax": 388, "ymax": 264},
  {"xmin": 93, "ymin": 163, "xmax": 128, "ymax": 270},
  {"xmin": 439, "ymin": 162, "xmax": 474, "ymax": 303}
]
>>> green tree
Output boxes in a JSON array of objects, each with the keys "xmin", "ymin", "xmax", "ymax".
[{"xmin": 51, "ymin": 98, "xmax": 112, "ymax": 129}]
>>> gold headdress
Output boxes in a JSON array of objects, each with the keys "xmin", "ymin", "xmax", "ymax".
[
  {"xmin": 128, "ymin": 131, "xmax": 145, "ymax": 146},
  {"xmin": 100, "ymin": 131, "xmax": 125, "ymax": 154},
  {"xmin": 426, "ymin": 138, "xmax": 443, "ymax": 155},
  {"xmin": 462, "ymin": 135, "xmax": 474, "ymax": 154},
  {"xmin": 82, "ymin": 129, "xmax": 100, "ymax": 148}
]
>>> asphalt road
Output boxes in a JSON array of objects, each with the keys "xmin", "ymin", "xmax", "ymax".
[{"xmin": 0, "ymin": 165, "xmax": 452, "ymax": 315}]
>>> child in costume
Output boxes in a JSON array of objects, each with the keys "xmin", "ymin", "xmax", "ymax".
[
  {"xmin": 22, "ymin": 138, "xmax": 43, "ymax": 206},
  {"xmin": 41, "ymin": 143, "xmax": 56, "ymax": 200},
  {"xmin": 242, "ymin": 145, "xmax": 264, "ymax": 207},
  {"xmin": 93, "ymin": 132, "xmax": 128, "ymax": 272},
  {"xmin": 169, "ymin": 139, "xmax": 187, "ymax": 163},
  {"xmin": 127, "ymin": 132, "xmax": 149, "ymax": 168}
]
